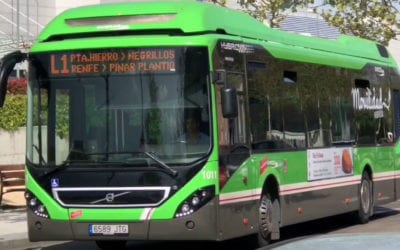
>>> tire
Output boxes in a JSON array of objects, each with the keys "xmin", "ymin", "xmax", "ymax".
[
  {"xmin": 95, "ymin": 240, "xmax": 127, "ymax": 250},
  {"xmin": 257, "ymin": 193, "xmax": 280, "ymax": 247},
  {"xmin": 357, "ymin": 172, "xmax": 373, "ymax": 224}
]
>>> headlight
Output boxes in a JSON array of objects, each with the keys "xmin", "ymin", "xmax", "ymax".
[
  {"xmin": 191, "ymin": 196, "xmax": 200, "ymax": 206},
  {"xmin": 25, "ymin": 191, "xmax": 50, "ymax": 219},
  {"xmin": 29, "ymin": 198, "xmax": 38, "ymax": 207},
  {"xmin": 175, "ymin": 186, "xmax": 215, "ymax": 218}
]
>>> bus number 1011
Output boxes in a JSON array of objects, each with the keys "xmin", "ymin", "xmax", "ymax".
[{"xmin": 202, "ymin": 170, "xmax": 217, "ymax": 180}]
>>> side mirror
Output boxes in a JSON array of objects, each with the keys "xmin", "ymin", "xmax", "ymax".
[
  {"xmin": 0, "ymin": 50, "xmax": 28, "ymax": 107},
  {"xmin": 221, "ymin": 87, "xmax": 238, "ymax": 118}
]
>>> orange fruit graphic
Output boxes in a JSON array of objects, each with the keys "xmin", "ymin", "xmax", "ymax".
[{"xmin": 342, "ymin": 149, "xmax": 353, "ymax": 174}]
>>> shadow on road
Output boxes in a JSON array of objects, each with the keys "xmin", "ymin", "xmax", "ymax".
[
  {"xmin": 27, "ymin": 206, "xmax": 398, "ymax": 250},
  {"xmin": 38, "ymin": 238, "xmax": 257, "ymax": 250},
  {"xmin": 263, "ymin": 205, "xmax": 399, "ymax": 249}
]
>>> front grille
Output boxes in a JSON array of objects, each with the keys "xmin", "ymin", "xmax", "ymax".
[{"xmin": 52, "ymin": 187, "xmax": 171, "ymax": 208}]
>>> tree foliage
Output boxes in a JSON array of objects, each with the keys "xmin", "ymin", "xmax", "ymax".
[
  {"xmin": 0, "ymin": 79, "xmax": 28, "ymax": 131},
  {"xmin": 212, "ymin": 0, "xmax": 399, "ymax": 45},
  {"xmin": 209, "ymin": 0, "xmax": 227, "ymax": 6},
  {"xmin": 0, "ymin": 95, "xmax": 27, "ymax": 131},
  {"xmin": 314, "ymin": 0, "xmax": 400, "ymax": 45},
  {"xmin": 237, "ymin": 0, "xmax": 314, "ymax": 27}
]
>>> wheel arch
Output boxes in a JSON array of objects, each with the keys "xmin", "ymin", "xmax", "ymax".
[
  {"xmin": 362, "ymin": 164, "xmax": 373, "ymax": 180},
  {"xmin": 261, "ymin": 174, "xmax": 280, "ymax": 201}
]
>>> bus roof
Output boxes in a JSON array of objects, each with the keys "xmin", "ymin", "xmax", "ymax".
[{"xmin": 37, "ymin": 0, "xmax": 397, "ymax": 68}]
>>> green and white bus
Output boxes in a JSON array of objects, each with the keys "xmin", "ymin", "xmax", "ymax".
[{"xmin": 1, "ymin": 1, "xmax": 400, "ymax": 249}]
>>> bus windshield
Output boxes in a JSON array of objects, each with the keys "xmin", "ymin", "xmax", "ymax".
[{"xmin": 26, "ymin": 47, "xmax": 211, "ymax": 167}]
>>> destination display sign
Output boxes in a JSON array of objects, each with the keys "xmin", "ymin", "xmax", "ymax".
[{"xmin": 49, "ymin": 49, "xmax": 177, "ymax": 77}]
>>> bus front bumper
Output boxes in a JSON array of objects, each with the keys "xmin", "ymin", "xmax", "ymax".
[{"xmin": 27, "ymin": 202, "xmax": 217, "ymax": 242}]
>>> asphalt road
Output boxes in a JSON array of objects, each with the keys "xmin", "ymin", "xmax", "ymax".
[
  {"xmin": 264, "ymin": 200, "xmax": 400, "ymax": 249},
  {"xmin": 8, "ymin": 199, "xmax": 400, "ymax": 250}
]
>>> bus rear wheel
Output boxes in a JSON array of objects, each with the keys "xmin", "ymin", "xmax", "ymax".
[
  {"xmin": 95, "ymin": 240, "xmax": 127, "ymax": 250},
  {"xmin": 356, "ymin": 172, "xmax": 372, "ymax": 224}
]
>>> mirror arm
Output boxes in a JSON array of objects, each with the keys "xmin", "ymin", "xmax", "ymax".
[
  {"xmin": 214, "ymin": 69, "xmax": 226, "ymax": 85},
  {"xmin": 0, "ymin": 51, "xmax": 28, "ymax": 107}
]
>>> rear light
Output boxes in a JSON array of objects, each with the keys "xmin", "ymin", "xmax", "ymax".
[{"xmin": 175, "ymin": 186, "xmax": 215, "ymax": 218}]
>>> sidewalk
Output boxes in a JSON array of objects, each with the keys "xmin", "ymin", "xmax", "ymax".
[
  {"xmin": 0, "ymin": 191, "xmax": 29, "ymax": 249},
  {"xmin": 0, "ymin": 192, "xmax": 68, "ymax": 250}
]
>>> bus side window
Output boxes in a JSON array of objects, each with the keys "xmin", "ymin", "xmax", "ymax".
[{"xmin": 353, "ymin": 74, "xmax": 389, "ymax": 145}]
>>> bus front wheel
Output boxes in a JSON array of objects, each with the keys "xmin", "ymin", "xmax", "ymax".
[{"xmin": 258, "ymin": 193, "xmax": 280, "ymax": 246}]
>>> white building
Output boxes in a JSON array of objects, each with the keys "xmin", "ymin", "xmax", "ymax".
[
  {"xmin": 389, "ymin": 38, "xmax": 400, "ymax": 66},
  {"xmin": 0, "ymin": 0, "xmax": 113, "ymax": 58}
]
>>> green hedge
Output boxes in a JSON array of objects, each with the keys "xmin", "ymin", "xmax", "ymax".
[{"xmin": 0, "ymin": 95, "xmax": 27, "ymax": 131}]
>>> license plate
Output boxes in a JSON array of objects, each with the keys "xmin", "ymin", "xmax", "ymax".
[{"xmin": 89, "ymin": 224, "xmax": 129, "ymax": 236}]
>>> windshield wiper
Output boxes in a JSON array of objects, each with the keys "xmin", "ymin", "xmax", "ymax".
[
  {"xmin": 40, "ymin": 157, "xmax": 135, "ymax": 179},
  {"xmin": 100, "ymin": 150, "xmax": 178, "ymax": 177},
  {"xmin": 40, "ymin": 151, "xmax": 178, "ymax": 179},
  {"xmin": 143, "ymin": 151, "xmax": 178, "ymax": 177},
  {"xmin": 39, "ymin": 159, "xmax": 99, "ymax": 179}
]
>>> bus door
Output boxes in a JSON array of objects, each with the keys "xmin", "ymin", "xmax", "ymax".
[{"xmin": 213, "ymin": 40, "xmax": 256, "ymax": 239}]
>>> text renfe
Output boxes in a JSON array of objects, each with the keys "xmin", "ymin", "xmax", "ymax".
[{"xmin": 50, "ymin": 49, "xmax": 176, "ymax": 76}]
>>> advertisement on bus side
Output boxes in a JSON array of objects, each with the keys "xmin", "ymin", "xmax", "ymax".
[{"xmin": 307, "ymin": 148, "xmax": 353, "ymax": 181}]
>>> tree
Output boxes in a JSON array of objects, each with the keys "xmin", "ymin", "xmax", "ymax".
[
  {"xmin": 209, "ymin": 0, "xmax": 227, "ymax": 6},
  {"xmin": 237, "ymin": 0, "xmax": 314, "ymax": 28},
  {"xmin": 209, "ymin": 0, "xmax": 399, "ymax": 45},
  {"xmin": 314, "ymin": 0, "xmax": 400, "ymax": 45}
]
